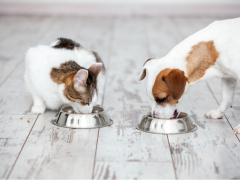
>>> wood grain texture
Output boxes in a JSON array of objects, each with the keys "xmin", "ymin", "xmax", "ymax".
[
  {"xmin": 94, "ymin": 161, "xmax": 175, "ymax": 179},
  {"xmin": 0, "ymin": 115, "xmax": 37, "ymax": 179},
  {"xmin": 9, "ymin": 17, "xmax": 114, "ymax": 179},
  {"xmin": 93, "ymin": 17, "xmax": 176, "ymax": 179},
  {"xmin": 9, "ymin": 111, "xmax": 99, "ymax": 179},
  {"xmin": 0, "ymin": 16, "xmax": 55, "ymax": 179},
  {"xmin": 169, "ymin": 82, "xmax": 240, "ymax": 179},
  {"xmin": 0, "ymin": 63, "xmax": 33, "ymax": 115},
  {"xmin": 0, "ymin": 16, "xmax": 53, "ymax": 86}
]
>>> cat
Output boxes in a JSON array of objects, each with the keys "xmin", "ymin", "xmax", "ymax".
[{"xmin": 24, "ymin": 37, "xmax": 106, "ymax": 114}]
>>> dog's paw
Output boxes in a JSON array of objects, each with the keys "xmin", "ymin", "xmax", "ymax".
[
  {"xmin": 233, "ymin": 124, "xmax": 240, "ymax": 134},
  {"xmin": 31, "ymin": 105, "xmax": 46, "ymax": 114},
  {"xmin": 204, "ymin": 109, "xmax": 224, "ymax": 119}
]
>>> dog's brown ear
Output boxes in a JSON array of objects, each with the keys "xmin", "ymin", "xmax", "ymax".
[
  {"xmin": 163, "ymin": 69, "xmax": 187, "ymax": 100},
  {"xmin": 138, "ymin": 58, "xmax": 156, "ymax": 81},
  {"xmin": 139, "ymin": 68, "xmax": 147, "ymax": 81}
]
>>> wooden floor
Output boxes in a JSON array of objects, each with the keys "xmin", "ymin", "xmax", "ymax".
[{"xmin": 0, "ymin": 15, "xmax": 240, "ymax": 179}]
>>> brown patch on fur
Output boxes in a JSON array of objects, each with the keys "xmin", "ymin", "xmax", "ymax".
[
  {"xmin": 65, "ymin": 74, "xmax": 75, "ymax": 86},
  {"xmin": 50, "ymin": 61, "xmax": 81, "ymax": 84},
  {"xmin": 143, "ymin": 58, "xmax": 155, "ymax": 66},
  {"xmin": 53, "ymin": 38, "xmax": 81, "ymax": 50},
  {"xmin": 186, "ymin": 41, "xmax": 219, "ymax": 83},
  {"xmin": 50, "ymin": 61, "xmax": 97, "ymax": 105},
  {"xmin": 152, "ymin": 69, "xmax": 187, "ymax": 106},
  {"xmin": 92, "ymin": 51, "xmax": 106, "ymax": 74}
]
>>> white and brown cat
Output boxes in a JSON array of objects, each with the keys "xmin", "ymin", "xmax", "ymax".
[{"xmin": 25, "ymin": 38, "xmax": 105, "ymax": 114}]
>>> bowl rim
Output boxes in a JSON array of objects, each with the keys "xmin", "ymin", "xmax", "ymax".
[
  {"xmin": 145, "ymin": 112, "xmax": 188, "ymax": 121},
  {"xmin": 60, "ymin": 106, "xmax": 104, "ymax": 116},
  {"xmin": 52, "ymin": 119, "xmax": 113, "ymax": 129}
]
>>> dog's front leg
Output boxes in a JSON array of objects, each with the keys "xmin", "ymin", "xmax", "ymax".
[{"xmin": 205, "ymin": 77, "xmax": 237, "ymax": 119}]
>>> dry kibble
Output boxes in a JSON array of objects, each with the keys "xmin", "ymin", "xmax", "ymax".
[
  {"xmin": 27, "ymin": 120, "xmax": 30, "ymax": 123},
  {"xmin": 20, "ymin": 118, "xmax": 23, "ymax": 120}
]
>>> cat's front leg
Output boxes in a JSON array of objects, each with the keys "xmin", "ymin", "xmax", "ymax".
[
  {"xmin": 31, "ymin": 92, "xmax": 46, "ymax": 114},
  {"xmin": 25, "ymin": 76, "xmax": 46, "ymax": 114},
  {"xmin": 32, "ymin": 97, "xmax": 46, "ymax": 114}
]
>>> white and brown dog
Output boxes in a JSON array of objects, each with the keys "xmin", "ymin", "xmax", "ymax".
[{"xmin": 139, "ymin": 17, "xmax": 240, "ymax": 134}]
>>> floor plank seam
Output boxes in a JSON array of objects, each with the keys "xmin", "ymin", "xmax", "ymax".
[
  {"xmin": 224, "ymin": 114, "xmax": 240, "ymax": 142},
  {"xmin": 206, "ymin": 81, "xmax": 240, "ymax": 142},
  {"xmin": 6, "ymin": 114, "xmax": 39, "ymax": 179},
  {"xmin": 91, "ymin": 128, "xmax": 100, "ymax": 179},
  {"xmin": 0, "ymin": 17, "xmax": 54, "ymax": 89},
  {"xmin": 91, "ymin": 18, "xmax": 115, "ymax": 180},
  {"xmin": 166, "ymin": 135, "xmax": 178, "ymax": 180},
  {"xmin": 100, "ymin": 18, "xmax": 115, "ymax": 107},
  {"xmin": 144, "ymin": 17, "xmax": 178, "ymax": 179},
  {"xmin": 0, "ymin": 60, "xmax": 23, "ymax": 88}
]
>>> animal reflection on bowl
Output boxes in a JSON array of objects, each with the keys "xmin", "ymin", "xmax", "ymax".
[
  {"xmin": 52, "ymin": 106, "xmax": 113, "ymax": 129},
  {"xmin": 136, "ymin": 112, "xmax": 197, "ymax": 134}
]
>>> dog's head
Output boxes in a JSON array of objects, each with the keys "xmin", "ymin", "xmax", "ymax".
[{"xmin": 139, "ymin": 58, "xmax": 188, "ymax": 119}]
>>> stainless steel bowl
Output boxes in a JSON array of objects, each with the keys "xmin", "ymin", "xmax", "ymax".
[
  {"xmin": 136, "ymin": 112, "xmax": 197, "ymax": 134},
  {"xmin": 52, "ymin": 106, "xmax": 113, "ymax": 129}
]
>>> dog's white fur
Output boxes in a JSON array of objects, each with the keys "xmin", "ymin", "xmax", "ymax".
[
  {"xmin": 25, "ymin": 40, "xmax": 105, "ymax": 114},
  {"xmin": 139, "ymin": 17, "xmax": 240, "ymax": 134}
]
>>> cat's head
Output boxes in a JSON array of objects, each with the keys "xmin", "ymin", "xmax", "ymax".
[
  {"xmin": 64, "ymin": 63, "xmax": 102, "ymax": 114},
  {"xmin": 51, "ymin": 62, "xmax": 102, "ymax": 114}
]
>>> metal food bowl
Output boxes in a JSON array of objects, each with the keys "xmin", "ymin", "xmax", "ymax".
[
  {"xmin": 136, "ymin": 112, "xmax": 197, "ymax": 134},
  {"xmin": 52, "ymin": 106, "xmax": 113, "ymax": 129}
]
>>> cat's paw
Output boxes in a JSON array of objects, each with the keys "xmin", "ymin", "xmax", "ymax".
[
  {"xmin": 31, "ymin": 105, "xmax": 46, "ymax": 114},
  {"xmin": 204, "ymin": 109, "xmax": 224, "ymax": 119},
  {"xmin": 233, "ymin": 124, "xmax": 240, "ymax": 134}
]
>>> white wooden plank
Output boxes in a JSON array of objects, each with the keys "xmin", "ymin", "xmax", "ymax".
[
  {"xmin": 94, "ymin": 161, "xmax": 175, "ymax": 179},
  {"xmin": 0, "ymin": 16, "xmax": 25, "ymax": 40},
  {"xmin": 0, "ymin": 16, "xmax": 53, "ymax": 86},
  {"xmin": 94, "ymin": 17, "xmax": 175, "ymax": 179},
  {"xmin": 0, "ymin": 16, "xmax": 57, "ymax": 179},
  {"xmin": 9, "ymin": 111, "xmax": 98, "ymax": 179},
  {"xmin": 0, "ymin": 62, "xmax": 33, "ymax": 115},
  {"xmin": 0, "ymin": 115, "xmax": 37, "ymax": 179},
  {"xmin": 207, "ymin": 78, "xmax": 240, "ymax": 139},
  {"xmin": 146, "ymin": 17, "xmax": 182, "ymax": 58},
  {"xmin": 9, "ymin": 17, "xmax": 113, "ymax": 179},
  {"xmin": 161, "ymin": 18, "xmax": 240, "ymax": 178}
]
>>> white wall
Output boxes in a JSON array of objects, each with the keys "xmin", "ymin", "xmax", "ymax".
[
  {"xmin": 0, "ymin": 0, "xmax": 239, "ymax": 16},
  {"xmin": 0, "ymin": 0, "xmax": 240, "ymax": 5}
]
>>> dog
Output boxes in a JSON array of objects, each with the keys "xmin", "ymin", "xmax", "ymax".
[{"xmin": 138, "ymin": 17, "xmax": 240, "ymax": 134}]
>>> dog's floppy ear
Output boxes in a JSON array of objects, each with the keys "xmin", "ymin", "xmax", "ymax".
[
  {"xmin": 138, "ymin": 58, "xmax": 155, "ymax": 81},
  {"xmin": 163, "ymin": 69, "xmax": 187, "ymax": 100}
]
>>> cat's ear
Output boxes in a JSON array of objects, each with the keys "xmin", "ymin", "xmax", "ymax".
[
  {"xmin": 73, "ymin": 69, "xmax": 88, "ymax": 92},
  {"xmin": 88, "ymin": 63, "xmax": 102, "ymax": 78}
]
